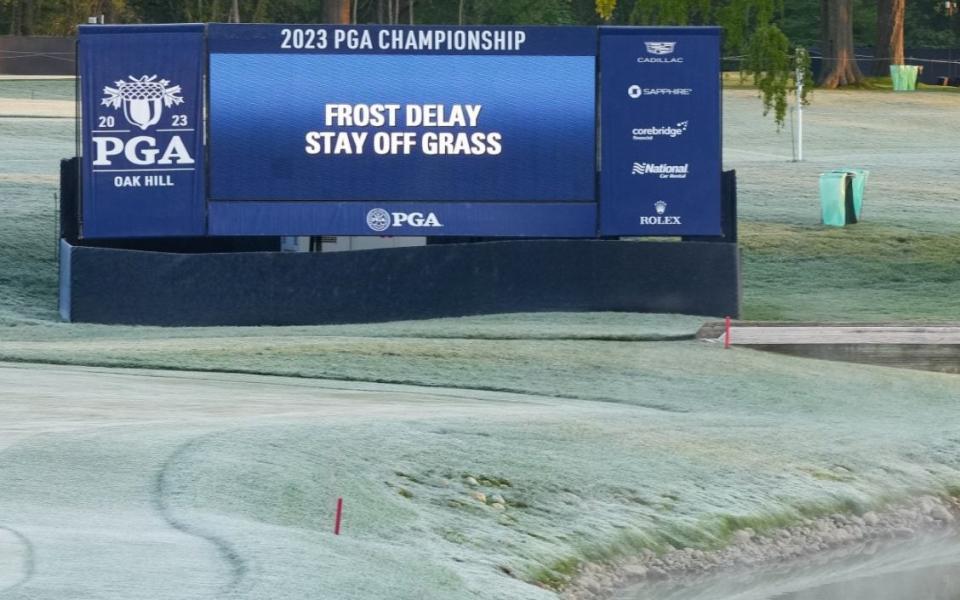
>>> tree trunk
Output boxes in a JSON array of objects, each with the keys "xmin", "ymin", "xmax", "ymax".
[
  {"xmin": 325, "ymin": 0, "xmax": 351, "ymax": 24},
  {"xmin": 819, "ymin": 0, "xmax": 866, "ymax": 87},
  {"xmin": 22, "ymin": 0, "xmax": 33, "ymax": 33},
  {"xmin": 874, "ymin": 0, "xmax": 905, "ymax": 75},
  {"xmin": 103, "ymin": 0, "xmax": 119, "ymax": 23},
  {"xmin": 229, "ymin": 0, "xmax": 240, "ymax": 23},
  {"xmin": 9, "ymin": 0, "xmax": 20, "ymax": 35}
]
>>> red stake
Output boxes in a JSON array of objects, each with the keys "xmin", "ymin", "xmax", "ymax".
[
  {"xmin": 724, "ymin": 316, "xmax": 732, "ymax": 349},
  {"xmin": 334, "ymin": 497, "xmax": 343, "ymax": 535}
]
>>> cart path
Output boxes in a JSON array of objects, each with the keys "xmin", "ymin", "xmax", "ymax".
[{"xmin": 699, "ymin": 324, "xmax": 960, "ymax": 345}]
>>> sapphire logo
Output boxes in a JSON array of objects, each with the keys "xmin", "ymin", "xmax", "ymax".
[
  {"xmin": 366, "ymin": 208, "xmax": 391, "ymax": 232},
  {"xmin": 641, "ymin": 201, "xmax": 681, "ymax": 225},
  {"xmin": 627, "ymin": 85, "xmax": 692, "ymax": 97},
  {"xmin": 632, "ymin": 121, "xmax": 689, "ymax": 141},
  {"xmin": 102, "ymin": 75, "xmax": 184, "ymax": 131},
  {"xmin": 631, "ymin": 163, "xmax": 689, "ymax": 179},
  {"xmin": 644, "ymin": 41, "xmax": 676, "ymax": 55}
]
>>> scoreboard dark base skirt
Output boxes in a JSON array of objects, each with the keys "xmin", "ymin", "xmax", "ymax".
[{"xmin": 58, "ymin": 239, "xmax": 741, "ymax": 326}]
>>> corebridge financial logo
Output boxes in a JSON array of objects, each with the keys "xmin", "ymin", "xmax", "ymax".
[
  {"xmin": 91, "ymin": 74, "xmax": 196, "ymax": 188},
  {"xmin": 638, "ymin": 41, "xmax": 683, "ymax": 64},
  {"xmin": 366, "ymin": 208, "xmax": 443, "ymax": 232},
  {"xmin": 632, "ymin": 121, "xmax": 688, "ymax": 141}
]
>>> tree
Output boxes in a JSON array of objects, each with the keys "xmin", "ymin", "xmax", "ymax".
[
  {"xmin": 596, "ymin": 0, "xmax": 615, "ymax": 20},
  {"xmin": 595, "ymin": 0, "xmax": 810, "ymax": 128},
  {"xmin": 325, "ymin": 0, "xmax": 351, "ymax": 23},
  {"xmin": 6, "ymin": 0, "xmax": 26, "ymax": 34},
  {"xmin": 874, "ymin": 0, "xmax": 905, "ymax": 74},
  {"xmin": 819, "ymin": 0, "xmax": 865, "ymax": 86}
]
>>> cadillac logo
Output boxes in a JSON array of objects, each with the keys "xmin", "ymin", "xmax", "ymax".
[{"xmin": 644, "ymin": 41, "xmax": 676, "ymax": 55}]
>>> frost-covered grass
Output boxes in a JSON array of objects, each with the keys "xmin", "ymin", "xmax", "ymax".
[
  {"xmin": 0, "ymin": 77, "xmax": 75, "ymax": 100},
  {"xmin": 1, "ymin": 79, "xmax": 960, "ymax": 599},
  {"xmin": 3, "ymin": 85, "xmax": 960, "ymax": 325},
  {"xmin": 724, "ymin": 88, "xmax": 960, "ymax": 321},
  {"xmin": 4, "ymin": 355, "xmax": 960, "ymax": 599},
  {"xmin": 742, "ymin": 222, "xmax": 960, "ymax": 321},
  {"xmin": 0, "ymin": 313, "xmax": 710, "ymax": 403},
  {"xmin": 0, "ymin": 83, "xmax": 960, "ymax": 600}
]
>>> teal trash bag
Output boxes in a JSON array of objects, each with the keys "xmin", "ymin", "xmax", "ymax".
[
  {"xmin": 819, "ymin": 171, "xmax": 848, "ymax": 227},
  {"xmin": 820, "ymin": 169, "xmax": 869, "ymax": 226},
  {"xmin": 890, "ymin": 65, "xmax": 920, "ymax": 91},
  {"xmin": 836, "ymin": 168, "xmax": 869, "ymax": 221}
]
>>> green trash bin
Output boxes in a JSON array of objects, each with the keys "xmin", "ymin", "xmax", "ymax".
[
  {"xmin": 819, "ymin": 171, "xmax": 850, "ymax": 227},
  {"xmin": 890, "ymin": 65, "xmax": 920, "ymax": 91},
  {"xmin": 819, "ymin": 169, "xmax": 869, "ymax": 226},
  {"xmin": 838, "ymin": 168, "xmax": 869, "ymax": 221}
]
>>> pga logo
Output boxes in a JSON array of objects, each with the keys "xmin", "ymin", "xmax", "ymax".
[
  {"xmin": 366, "ymin": 208, "xmax": 443, "ymax": 232},
  {"xmin": 91, "ymin": 74, "xmax": 195, "ymax": 168},
  {"xmin": 92, "ymin": 136, "xmax": 194, "ymax": 167}
]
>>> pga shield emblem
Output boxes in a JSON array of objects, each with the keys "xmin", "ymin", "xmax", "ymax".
[
  {"xmin": 366, "ymin": 208, "xmax": 391, "ymax": 232},
  {"xmin": 366, "ymin": 208, "xmax": 443, "ymax": 232}
]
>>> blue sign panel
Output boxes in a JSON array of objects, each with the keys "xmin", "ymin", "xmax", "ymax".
[
  {"xmin": 598, "ymin": 27, "xmax": 722, "ymax": 236},
  {"xmin": 208, "ymin": 24, "xmax": 596, "ymax": 55},
  {"xmin": 79, "ymin": 25, "xmax": 206, "ymax": 238},
  {"xmin": 207, "ymin": 25, "xmax": 595, "ymax": 207},
  {"xmin": 208, "ymin": 202, "xmax": 598, "ymax": 237},
  {"xmin": 75, "ymin": 24, "xmax": 724, "ymax": 240}
]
